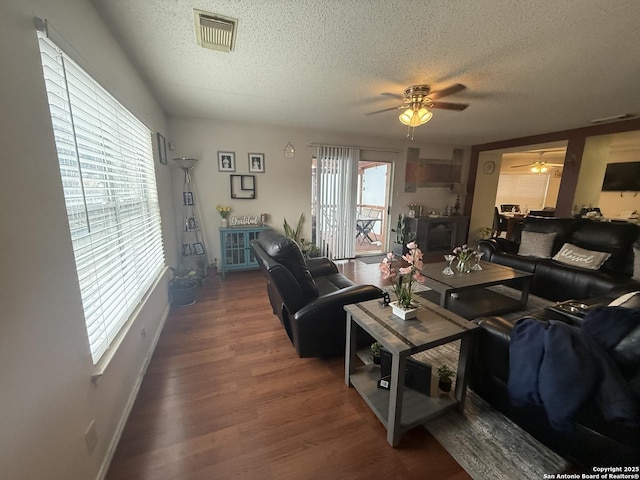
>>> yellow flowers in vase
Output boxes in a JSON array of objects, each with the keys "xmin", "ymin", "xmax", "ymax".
[{"xmin": 216, "ymin": 205, "xmax": 231, "ymax": 227}]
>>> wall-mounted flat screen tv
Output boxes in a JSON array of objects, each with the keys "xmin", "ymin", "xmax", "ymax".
[{"xmin": 601, "ymin": 162, "xmax": 640, "ymax": 191}]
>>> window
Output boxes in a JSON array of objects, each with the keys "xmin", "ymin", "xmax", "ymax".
[
  {"xmin": 495, "ymin": 173, "xmax": 550, "ymax": 212},
  {"xmin": 37, "ymin": 33, "xmax": 165, "ymax": 364}
]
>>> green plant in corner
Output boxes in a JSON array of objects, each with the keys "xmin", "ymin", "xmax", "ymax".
[
  {"xmin": 284, "ymin": 213, "xmax": 320, "ymax": 258},
  {"xmin": 168, "ymin": 265, "xmax": 199, "ymax": 306},
  {"xmin": 169, "ymin": 264, "xmax": 199, "ymax": 288},
  {"xmin": 283, "ymin": 213, "xmax": 305, "ymax": 244}
]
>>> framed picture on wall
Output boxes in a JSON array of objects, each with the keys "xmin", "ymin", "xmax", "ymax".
[
  {"xmin": 193, "ymin": 242, "xmax": 205, "ymax": 255},
  {"xmin": 248, "ymin": 153, "xmax": 265, "ymax": 173},
  {"xmin": 183, "ymin": 192, "xmax": 194, "ymax": 205},
  {"xmin": 218, "ymin": 151, "xmax": 236, "ymax": 172}
]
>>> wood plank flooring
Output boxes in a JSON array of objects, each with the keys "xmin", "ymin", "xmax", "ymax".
[{"xmin": 106, "ymin": 260, "xmax": 470, "ymax": 480}]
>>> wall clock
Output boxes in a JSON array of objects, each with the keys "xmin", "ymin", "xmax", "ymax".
[{"xmin": 483, "ymin": 160, "xmax": 496, "ymax": 175}]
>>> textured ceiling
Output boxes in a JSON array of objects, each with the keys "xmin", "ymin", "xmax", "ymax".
[{"xmin": 92, "ymin": 0, "xmax": 640, "ymax": 146}]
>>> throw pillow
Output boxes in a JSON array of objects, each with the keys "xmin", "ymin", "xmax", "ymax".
[
  {"xmin": 634, "ymin": 247, "xmax": 640, "ymax": 281},
  {"xmin": 552, "ymin": 243, "xmax": 611, "ymax": 270},
  {"xmin": 518, "ymin": 231, "xmax": 557, "ymax": 258}
]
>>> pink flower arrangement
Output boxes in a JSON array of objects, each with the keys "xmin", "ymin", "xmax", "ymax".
[{"xmin": 380, "ymin": 241, "xmax": 426, "ymax": 308}]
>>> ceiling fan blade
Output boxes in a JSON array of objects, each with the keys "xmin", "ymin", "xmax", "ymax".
[
  {"xmin": 429, "ymin": 101, "xmax": 469, "ymax": 111},
  {"xmin": 379, "ymin": 92, "xmax": 404, "ymax": 100},
  {"xmin": 511, "ymin": 163, "xmax": 535, "ymax": 168},
  {"xmin": 366, "ymin": 105, "xmax": 404, "ymax": 116},
  {"xmin": 428, "ymin": 83, "xmax": 466, "ymax": 100}
]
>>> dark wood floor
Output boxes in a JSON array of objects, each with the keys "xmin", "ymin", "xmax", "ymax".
[{"xmin": 106, "ymin": 260, "xmax": 471, "ymax": 480}]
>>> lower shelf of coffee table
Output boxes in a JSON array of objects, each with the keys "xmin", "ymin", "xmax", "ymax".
[
  {"xmin": 419, "ymin": 288, "xmax": 524, "ymax": 319},
  {"xmin": 349, "ymin": 365, "xmax": 457, "ymax": 432}
]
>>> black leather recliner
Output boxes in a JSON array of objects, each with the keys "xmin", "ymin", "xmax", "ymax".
[{"xmin": 250, "ymin": 229, "xmax": 383, "ymax": 357}]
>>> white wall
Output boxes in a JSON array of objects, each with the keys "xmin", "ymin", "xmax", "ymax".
[
  {"xmin": 168, "ymin": 116, "xmax": 469, "ymax": 262},
  {"xmin": 0, "ymin": 1, "xmax": 175, "ymax": 479}
]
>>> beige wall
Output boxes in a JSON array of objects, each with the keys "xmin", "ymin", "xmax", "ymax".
[
  {"xmin": 574, "ymin": 133, "xmax": 640, "ymax": 218},
  {"xmin": 168, "ymin": 116, "xmax": 469, "ymax": 263},
  {"xmin": 469, "ymin": 152, "xmax": 503, "ymax": 242},
  {"xmin": 1, "ymin": 2, "xmax": 470, "ymax": 479},
  {"xmin": 0, "ymin": 1, "xmax": 175, "ymax": 479}
]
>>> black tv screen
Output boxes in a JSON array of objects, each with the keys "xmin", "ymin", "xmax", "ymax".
[{"xmin": 601, "ymin": 162, "xmax": 640, "ymax": 191}]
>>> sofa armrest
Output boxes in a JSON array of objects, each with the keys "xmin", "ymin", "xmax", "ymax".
[
  {"xmin": 294, "ymin": 284, "xmax": 383, "ymax": 322},
  {"xmin": 477, "ymin": 315, "xmax": 515, "ymax": 342},
  {"xmin": 478, "ymin": 238, "xmax": 519, "ymax": 259},
  {"xmin": 306, "ymin": 256, "xmax": 339, "ymax": 277}
]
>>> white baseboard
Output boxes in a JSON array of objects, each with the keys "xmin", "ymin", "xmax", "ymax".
[{"xmin": 95, "ymin": 302, "xmax": 170, "ymax": 480}]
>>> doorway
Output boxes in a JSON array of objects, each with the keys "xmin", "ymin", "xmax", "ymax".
[
  {"xmin": 356, "ymin": 161, "xmax": 392, "ymax": 256},
  {"xmin": 311, "ymin": 154, "xmax": 392, "ymax": 259}
]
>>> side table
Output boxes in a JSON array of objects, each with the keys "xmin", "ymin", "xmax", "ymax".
[{"xmin": 344, "ymin": 296, "xmax": 478, "ymax": 447}]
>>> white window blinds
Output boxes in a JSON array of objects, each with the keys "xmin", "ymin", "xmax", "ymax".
[
  {"xmin": 315, "ymin": 146, "xmax": 359, "ymax": 259},
  {"xmin": 495, "ymin": 173, "xmax": 550, "ymax": 212},
  {"xmin": 37, "ymin": 33, "xmax": 165, "ymax": 364}
]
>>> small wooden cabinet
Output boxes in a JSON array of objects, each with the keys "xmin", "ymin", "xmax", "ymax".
[
  {"xmin": 219, "ymin": 226, "xmax": 268, "ymax": 278},
  {"xmin": 405, "ymin": 216, "xmax": 469, "ymax": 254}
]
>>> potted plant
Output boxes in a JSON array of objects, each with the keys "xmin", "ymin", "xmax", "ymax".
[
  {"xmin": 370, "ymin": 341, "xmax": 383, "ymax": 365},
  {"xmin": 284, "ymin": 213, "xmax": 321, "ymax": 258},
  {"xmin": 437, "ymin": 365, "xmax": 456, "ymax": 392},
  {"xmin": 391, "ymin": 214, "xmax": 412, "ymax": 256},
  {"xmin": 169, "ymin": 265, "xmax": 198, "ymax": 306},
  {"xmin": 379, "ymin": 242, "xmax": 426, "ymax": 320}
]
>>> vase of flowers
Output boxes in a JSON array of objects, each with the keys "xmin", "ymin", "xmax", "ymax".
[
  {"xmin": 453, "ymin": 244, "xmax": 475, "ymax": 274},
  {"xmin": 380, "ymin": 242, "xmax": 426, "ymax": 320},
  {"xmin": 216, "ymin": 205, "xmax": 231, "ymax": 227}
]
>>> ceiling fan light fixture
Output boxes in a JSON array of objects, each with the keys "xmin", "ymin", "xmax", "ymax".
[
  {"xmin": 398, "ymin": 107, "xmax": 433, "ymax": 127},
  {"xmin": 417, "ymin": 107, "xmax": 433, "ymax": 125},
  {"xmin": 399, "ymin": 108, "xmax": 414, "ymax": 126}
]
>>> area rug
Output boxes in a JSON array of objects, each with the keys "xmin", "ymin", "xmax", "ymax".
[
  {"xmin": 364, "ymin": 286, "xmax": 569, "ymax": 479},
  {"xmin": 357, "ymin": 254, "xmax": 387, "ymax": 264},
  {"xmin": 416, "ymin": 341, "xmax": 569, "ymax": 480}
]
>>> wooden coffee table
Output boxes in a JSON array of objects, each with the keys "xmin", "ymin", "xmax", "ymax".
[
  {"xmin": 417, "ymin": 261, "xmax": 533, "ymax": 319},
  {"xmin": 344, "ymin": 297, "xmax": 478, "ymax": 447}
]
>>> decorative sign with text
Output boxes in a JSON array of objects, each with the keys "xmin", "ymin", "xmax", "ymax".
[{"xmin": 229, "ymin": 215, "xmax": 261, "ymax": 226}]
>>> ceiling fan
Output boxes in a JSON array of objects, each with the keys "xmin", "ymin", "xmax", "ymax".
[
  {"xmin": 511, "ymin": 152, "xmax": 564, "ymax": 173},
  {"xmin": 367, "ymin": 84, "xmax": 469, "ymax": 138}
]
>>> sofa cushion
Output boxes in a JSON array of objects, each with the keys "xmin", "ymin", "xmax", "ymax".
[
  {"xmin": 567, "ymin": 221, "xmax": 639, "ymax": 275},
  {"xmin": 518, "ymin": 231, "xmax": 557, "ymax": 258},
  {"xmin": 521, "ymin": 216, "xmax": 582, "ymax": 254},
  {"xmin": 552, "ymin": 243, "xmax": 611, "ymax": 270}
]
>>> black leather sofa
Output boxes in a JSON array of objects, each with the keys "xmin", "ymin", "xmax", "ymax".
[
  {"xmin": 472, "ymin": 216, "xmax": 640, "ymax": 466},
  {"xmin": 251, "ymin": 229, "xmax": 383, "ymax": 357},
  {"xmin": 470, "ymin": 292, "xmax": 640, "ymax": 467},
  {"xmin": 478, "ymin": 216, "xmax": 640, "ymax": 301}
]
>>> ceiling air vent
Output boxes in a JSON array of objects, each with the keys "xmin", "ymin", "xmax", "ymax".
[{"xmin": 194, "ymin": 10, "xmax": 238, "ymax": 52}]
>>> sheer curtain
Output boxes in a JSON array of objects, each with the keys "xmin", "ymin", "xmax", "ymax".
[{"xmin": 315, "ymin": 146, "xmax": 359, "ymax": 259}]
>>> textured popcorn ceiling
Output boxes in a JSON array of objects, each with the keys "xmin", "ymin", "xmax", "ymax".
[{"xmin": 93, "ymin": 0, "xmax": 640, "ymax": 145}]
